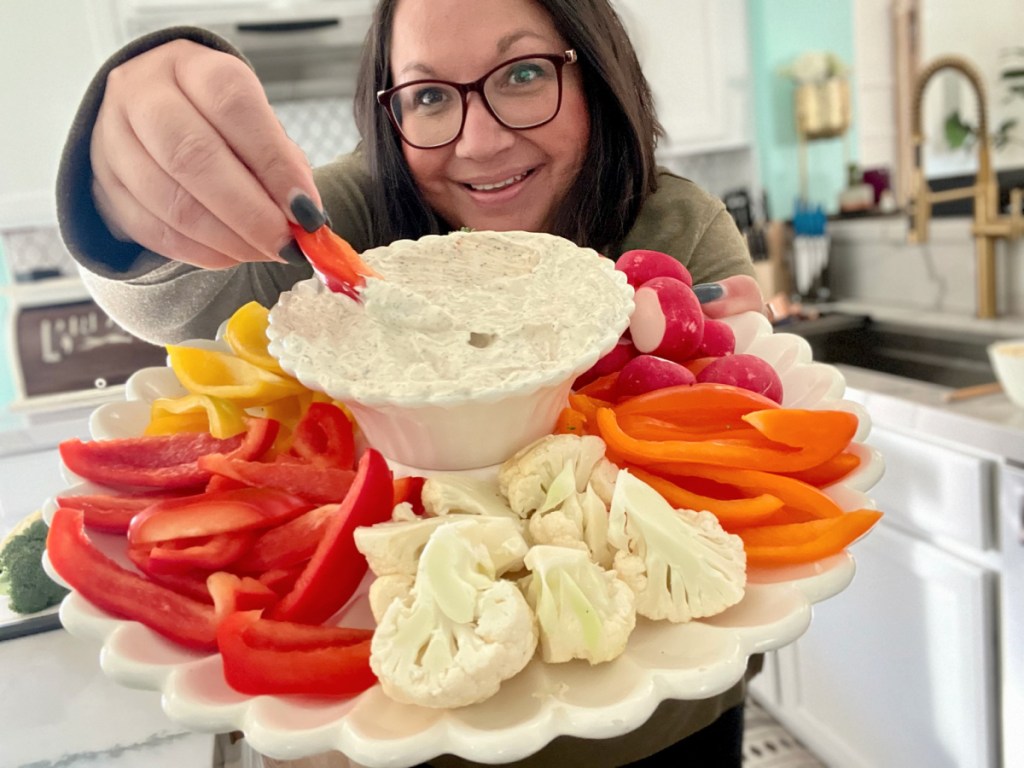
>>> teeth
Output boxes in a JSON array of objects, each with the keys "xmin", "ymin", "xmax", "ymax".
[{"xmin": 469, "ymin": 172, "xmax": 527, "ymax": 191}]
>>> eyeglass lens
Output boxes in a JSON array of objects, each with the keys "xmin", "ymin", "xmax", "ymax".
[{"xmin": 388, "ymin": 57, "xmax": 562, "ymax": 148}]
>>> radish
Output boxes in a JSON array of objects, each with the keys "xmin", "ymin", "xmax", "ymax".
[
  {"xmin": 693, "ymin": 318, "xmax": 736, "ymax": 358},
  {"xmin": 629, "ymin": 276, "xmax": 704, "ymax": 362},
  {"xmin": 616, "ymin": 250, "xmax": 693, "ymax": 288},
  {"xmin": 614, "ymin": 355, "xmax": 696, "ymax": 399},
  {"xmin": 574, "ymin": 335, "xmax": 637, "ymax": 388},
  {"xmin": 695, "ymin": 354, "xmax": 784, "ymax": 403}
]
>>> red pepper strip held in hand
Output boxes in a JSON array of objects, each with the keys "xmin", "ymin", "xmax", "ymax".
[
  {"xmin": 47, "ymin": 507, "xmax": 218, "ymax": 651},
  {"xmin": 269, "ymin": 449, "xmax": 394, "ymax": 624},
  {"xmin": 289, "ymin": 223, "xmax": 380, "ymax": 297},
  {"xmin": 217, "ymin": 610, "xmax": 376, "ymax": 697},
  {"xmin": 596, "ymin": 408, "xmax": 850, "ymax": 473}
]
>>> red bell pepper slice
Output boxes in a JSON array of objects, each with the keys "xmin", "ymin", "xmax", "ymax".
[
  {"xmin": 392, "ymin": 475, "xmax": 426, "ymax": 516},
  {"xmin": 127, "ymin": 487, "xmax": 312, "ymax": 546},
  {"xmin": 217, "ymin": 610, "xmax": 375, "ymax": 696},
  {"xmin": 258, "ymin": 564, "xmax": 306, "ymax": 596},
  {"xmin": 47, "ymin": 507, "xmax": 219, "ymax": 651},
  {"xmin": 226, "ymin": 417, "xmax": 280, "ymax": 461},
  {"xmin": 289, "ymin": 223, "xmax": 380, "ymax": 298},
  {"xmin": 145, "ymin": 531, "xmax": 256, "ymax": 574},
  {"xmin": 288, "ymin": 402, "xmax": 355, "ymax": 469},
  {"xmin": 268, "ymin": 449, "xmax": 393, "ymax": 624},
  {"xmin": 207, "ymin": 572, "xmax": 278, "ymax": 620},
  {"xmin": 59, "ymin": 431, "xmax": 247, "ymax": 491},
  {"xmin": 126, "ymin": 545, "xmax": 213, "ymax": 603},
  {"xmin": 56, "ymin": 491, "xmax": 186, "ymax": 534},
  {"xmin": 197, "ymin": 453, "xmax": 356, "ymax": 503},
  {"xmin": 233, "ymin": 503, "xmax": 336, "ymax": 573}
]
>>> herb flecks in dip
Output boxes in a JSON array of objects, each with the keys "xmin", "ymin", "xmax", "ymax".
[{"xmin": 270, "ymin": 230, "xmax": 633, "ymax": 404}]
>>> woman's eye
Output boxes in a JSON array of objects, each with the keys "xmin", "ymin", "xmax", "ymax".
[
  {"xmin": 506, "ymin": 63, "xmax": 544, "ymax": 86},
  {"xmin": 414, "ymin": 87, "xmax": 448, "ymax": 107}
]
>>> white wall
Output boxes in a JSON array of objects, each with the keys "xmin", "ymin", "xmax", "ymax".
[{"xmin": 0, "ymin": 2, "xmax": 114, "ymax": 228}]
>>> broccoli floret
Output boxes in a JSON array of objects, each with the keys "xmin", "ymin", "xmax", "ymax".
[{"xmin": 0, "ymin": 518, "xmax": 69, "ymax": 614}]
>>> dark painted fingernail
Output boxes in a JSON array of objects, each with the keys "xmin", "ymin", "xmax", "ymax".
[
  {"xmin": 693, "ymin": 282, "xmax": 725, "ymax": 303},
  {"xmin": 278, "ymin": 240, "xmax": 307, "ymax": 265},
  {"xmin": 291, "ymin": 193, "xmax": 326, "ymax": 232}
]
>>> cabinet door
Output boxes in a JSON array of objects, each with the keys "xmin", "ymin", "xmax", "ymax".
[
  {"xmin": 612, "ymin": 0, "xmax": 750, "ymax": 154},
  {"xmin": 773, "ymin": 524, "xmax": 998, "ymax": 768}
]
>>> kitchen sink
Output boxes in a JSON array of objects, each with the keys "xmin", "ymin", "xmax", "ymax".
[{"xmin": 777, "ymin": 313, "xmax": 1001, "ymax": 389}]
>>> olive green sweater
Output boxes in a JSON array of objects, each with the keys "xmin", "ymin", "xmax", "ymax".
[{"xmin": 54, "ymin": 26, "xmax": 759, "ymax": 768}]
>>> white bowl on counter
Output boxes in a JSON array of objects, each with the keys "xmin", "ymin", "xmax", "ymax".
[{"xmin": 989, "ymin": 339, "xmax": 1024, "ymax": 409}]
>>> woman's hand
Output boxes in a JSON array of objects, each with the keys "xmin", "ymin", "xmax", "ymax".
[
  {"xmin": 90, "ymin": 39, "xmax": 321, "ymax": 269},
  {"xmin": 694, "ymin": 275, "xmax": 771, "ymax": 319}
]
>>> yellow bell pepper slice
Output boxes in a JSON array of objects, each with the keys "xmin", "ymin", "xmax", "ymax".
[
  {"xmin": 222, "ymin": 301, "xmax": 288, "ymax": 376},
  {"xmin": 167, "ymin": 345, "xmax": 307, "ymax": 408},
  {"xmin": 146, "ymin": 394, "xmax": 249, "ymax": 438}
]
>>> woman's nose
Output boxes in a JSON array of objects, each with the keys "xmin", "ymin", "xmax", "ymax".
[{"xmin": 454, "ymin": 92, "xmax": 516, "ymax": 159}]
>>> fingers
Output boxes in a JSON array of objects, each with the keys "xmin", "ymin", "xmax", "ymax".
[
  {"xmin": 694, "ymin": 275, "xmax": 767, "ymax": 319},
  {"xmin": 92, "ymin": 106, "xmax": 274, "ymax": 265},
  {"xmin": 90, "ymin": 40, "xmax": 320, "ymax": 267}
]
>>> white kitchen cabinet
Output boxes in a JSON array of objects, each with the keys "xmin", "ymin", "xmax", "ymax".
[
  {"xmin": 612, "ymin": 0, "xmax": 752, "ymax": 155},
  {"xmin": 755, "ymin": 424, "xmax": 1001, "ymax": 768}
]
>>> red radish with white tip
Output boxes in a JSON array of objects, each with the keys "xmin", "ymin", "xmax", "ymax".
[
  {"xmin": 629, "ymin": 277, "xmax": 704, "ymax": 362},
  {"xmin": 693, "ymin": 318, "xmax": 736, "ymax": 358},
  {"xmin": 695, "ymin": 354, "xmax": 784, "ymax": 403},
  {"xmin": 574, "ymin": 335, "xmax": 638, "ymax": 389},
  {"xmin": 614, "ymin": 355, "xmax": 696, "ymax": 399},
  {"xmin": 616, "ymin": 250, "xmax": 693, "ymax": 288}
]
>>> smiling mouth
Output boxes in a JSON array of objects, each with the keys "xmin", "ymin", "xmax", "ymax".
[{"xmin": 465, "ymin": 170, "xmax": 533, "ymax": 192}]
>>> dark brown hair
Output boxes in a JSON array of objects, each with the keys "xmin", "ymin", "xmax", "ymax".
[{"xmin": 353, "ymin": 0, "xmax": 662, "ymax": 252}]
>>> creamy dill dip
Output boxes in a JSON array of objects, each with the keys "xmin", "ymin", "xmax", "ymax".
[{"xmin": 268, "ymin": 230, "xmax": 634, "ymax": 404}]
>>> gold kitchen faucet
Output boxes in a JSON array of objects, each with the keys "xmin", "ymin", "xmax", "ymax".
[{"xmin": 909, "ymin": 55, "xmax": 1024, "ymax": 319}]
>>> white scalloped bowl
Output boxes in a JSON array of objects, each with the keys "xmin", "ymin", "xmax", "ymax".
[{"xmin": 266, "ymin": 233, "xmax": 634, "ymax": 471}]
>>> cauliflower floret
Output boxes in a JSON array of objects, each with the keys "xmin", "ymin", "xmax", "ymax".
[
  {"xmin": 498, "ymin": 434, "xmax": 607, "ymax": 518},
  {"xmin": 608, "ymin": 470, "xmax": 746, "ymax": 623},
  {"xmin": 526, "ymin": 464, "xmax": 614, "ymax": 568},
  {"xmin": 421, "ymin": 476, "xmax": 521, "ymax": 522},
  {"xmin": 520, "ymin": 545, "xmax": 635, "ymax": 665},
  {"xmin": 371, "ymin": 522, "xmax": 537, "ymax": 709},
  {"xmin": 499, "ymin": 435, "xmax": 615, "ymax": 566},
  {"xmin": 354, "ymin": 514, "xmax": 528, "ymax": 577},
  {"xmin": 368, "ymin": 573, "xmax": 414, "ymax": 623}
]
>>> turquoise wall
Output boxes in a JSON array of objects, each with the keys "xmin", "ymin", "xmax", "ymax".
[{"xmin": 748, "ymin": 0, "xmax": 857, "ymax": 221}]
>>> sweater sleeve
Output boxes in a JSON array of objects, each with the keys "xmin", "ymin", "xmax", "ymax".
[
  {"xmin": 616, "ymin": 170, "xmax": 754, "ymax": 285},
  {"xmin": 55, "ymin": 26, "xmax": 315, "ymax": 345}
]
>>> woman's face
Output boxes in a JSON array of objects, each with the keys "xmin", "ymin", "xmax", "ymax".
[{"xmin": 389, "ymin": 0, "xmax": 590, "ymax": 233}]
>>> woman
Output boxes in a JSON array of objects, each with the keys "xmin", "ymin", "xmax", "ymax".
[{"xmin": 57, "ymin": 0, "xmax": 760, "ymax": 765}]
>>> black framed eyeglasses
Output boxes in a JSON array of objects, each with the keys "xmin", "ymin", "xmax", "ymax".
[{"xmin": 377, "ymin": 50, "xmax": 578, "ymax": 149}]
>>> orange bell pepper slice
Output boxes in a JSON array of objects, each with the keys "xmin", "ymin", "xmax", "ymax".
[
  {"xmin": 780, "ymin": 450, "xmax": 861, "ymax": 488},
  {"xmin": 628, "ymin": 467, "xmax": 783, "ymax": 528},
  {"xmin": 554, "ymin": 407, "xmax": 589, "ymax": 435},
  {"xmin": 741, "ymin": 408, "xmax": 859, "ymax": 450},
  {"xmin": 615, "ymin": 382, "xmax": 780, "ymax": 425},
  {"xmin": 617, "ymin": 413, "xmax": 769, "ymax": 444},
  {"xmin": 649, "ymin": 462, "xmax": 845, "ymax": 521},
  {"xmin": 739, "ymin": 510, "xmax": 883, "ymax": 567},
  {"xmin": 596, "ymin": 407, "xmax": 851, "ymax": 473},
  {"xmin": 573, "ymin": 371, "xmax": 620, "ymax": 400}
]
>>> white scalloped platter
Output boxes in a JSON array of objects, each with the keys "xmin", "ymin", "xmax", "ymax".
[{"xmin": 43, "ymin": 311, "xmax": 881, "ymax": 767}]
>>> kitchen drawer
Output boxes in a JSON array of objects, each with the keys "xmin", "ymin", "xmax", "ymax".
[{"xmin": 868, "ymin": 426, "xmax": 993, "ymax": 550}]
